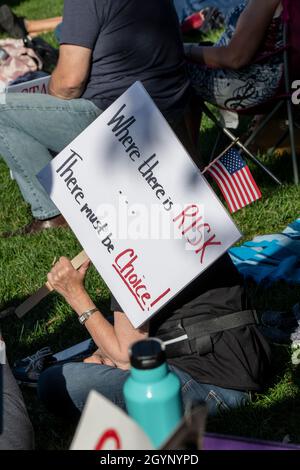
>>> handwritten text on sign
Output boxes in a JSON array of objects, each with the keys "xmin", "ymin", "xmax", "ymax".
[
  {"xmin": 70, "ymin": 391, "xmax": 153, "ymax": 450},
  {"xmin": 38, "ymin": 81, "xmax": 241, "ymax": 328},
  {"xmin": 7, "ymin": 75, "xmax": 50, "ymax": 94}
]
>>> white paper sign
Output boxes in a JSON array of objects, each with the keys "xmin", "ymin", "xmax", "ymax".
[
  {"xmin": 0, "ymin": 340, "xmax": 5, "ymax": 365},
  {"xmin": 70, "ymin": 390, "xmax": 154, "ymax": 450},
  {"xmin": 38, "ymin": 81, "xmax": 241, "ymax": 328},
  {"xmin": 8, "ymin": 75, "xmax": 50, "ymax": 94}
]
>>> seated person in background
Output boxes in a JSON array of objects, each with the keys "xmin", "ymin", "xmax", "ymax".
[
  {"xmin": 184, "ymin": 0, "xmax": 284, "ymax": 112},
  {"xmin": 38, "ymin": 254, "xmax": 271, "ymax": 419},
  {"xmin": 0, "ymin": 0, "xmax": 193, "ymax": 237},
  {"xmin": 0, "ymin": 336, "xmax": 34, "ymax": 450}
]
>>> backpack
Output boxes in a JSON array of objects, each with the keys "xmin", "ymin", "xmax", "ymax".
[{"xmin": 0, "ymin": 38, "xmax": 43, "ymax": 86}]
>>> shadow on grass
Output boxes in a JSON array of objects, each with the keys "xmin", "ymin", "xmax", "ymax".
[
  {"xmin": 0, "ymin": 292, "xmax": 112, "ymax": 363},
  {"xmin": 207, "ymin": 387, "xmax": 300, "ymax": 445}
]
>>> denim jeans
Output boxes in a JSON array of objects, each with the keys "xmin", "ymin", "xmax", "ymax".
[
  {"xmin": 0, "ymin": 93, "xmax": 102, "ymax": 219},
  {"xmin": 38, "ymin": 361, "xmax": 250, "ymax": 419}
]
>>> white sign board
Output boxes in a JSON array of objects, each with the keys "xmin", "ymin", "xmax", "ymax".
[
  {"xmin": 70, "ymin": 390, "xmax": 154, "ymax": 450},
  {"xmin": 8, "ymin": 75, "xmax": 50, "ymax": 94},
  {"xmin": 38, "ymin": 81, "xmax": 241, "ymax": 328},
  {"xmin": 0, "ymin": 340, "xmax": 5, "ymax": 365}
]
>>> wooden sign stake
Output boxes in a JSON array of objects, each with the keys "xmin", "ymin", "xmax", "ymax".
[{"xmin": 15, "ymin": 251, "xmax": 89, "ymax": 318}]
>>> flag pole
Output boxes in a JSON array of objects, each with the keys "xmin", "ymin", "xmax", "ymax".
[{"xmin": 201, "ymin": 138, "xmax": 239, "ymax": 175}]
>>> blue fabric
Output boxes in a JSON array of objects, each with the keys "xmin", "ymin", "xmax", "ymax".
[
  {"xmin": 229, "ymin": 218, "xmax": 300, "ymax": 285},
  {"xmin": 173, "ymin": 0, "xmax": 242, "ymax": 22},
  {"xmin": 38, "ymin": 362, "xmax": 250, "ymax": 419}
]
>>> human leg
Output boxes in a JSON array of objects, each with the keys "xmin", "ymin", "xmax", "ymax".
[
  {"xmin": 0, "ymin": 360, "xmax": 34, "ymax": 450},
  {"xmin": 25, "ymin": 17, "xmax": 62, "ymax": 35},
  {"xmin": 0, "ymin": 93, "xmax": 102, "ymax": 220},
  {"xmin": 38, "ymin": 362, "xmax": 129, "ymax": 419},
  {"xmin": 169, "ymin": 365, "xmax": 250, "ymax": 416},
  {"xmin": 38, "ymin": 360, "xmax": 249, "ymax": 420}
]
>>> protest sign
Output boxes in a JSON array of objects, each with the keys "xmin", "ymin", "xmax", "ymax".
[
  {"xmin": 70, "ymin": 390, "xmax": 154, "ymax": 450},
  {"xmin": 7, "ymin": 75, "xmax": 50, "ymax": 94},
  {"xmin": 38, "ymin": 81, "xmax": 241, "ymax": 328}
]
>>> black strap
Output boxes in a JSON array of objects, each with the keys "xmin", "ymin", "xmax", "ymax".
[
  {"xmin": 162, "ymin": 310, "xmax": 259, "ymax": 358},
  {"xmin": 183, "ymin": 309, "xmax": 259, "ymax": 340}
]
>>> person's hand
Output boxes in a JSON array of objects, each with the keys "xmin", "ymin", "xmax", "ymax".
[
  {"xmin": 83, "ymin": 354, "xmax": 116, "ymax": 367},
  {"xmin": 47, "ymin": 256, "xmax": 90, "ymax": 303}
]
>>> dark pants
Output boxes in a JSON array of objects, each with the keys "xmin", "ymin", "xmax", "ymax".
[{"xmin": 0, "ymin": 360, "xmax": 34, "ymax": 450}]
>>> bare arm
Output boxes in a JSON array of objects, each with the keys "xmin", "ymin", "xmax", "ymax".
[
  {"xmin": 185, "ymin": 0, "xmax": 281, "ymax": 70},
  {"xmin": 47, "ymin": 257, "xmax": 148, "ymax": 369},
  {"xmin": 49, "ymin": 44, "xmax": 92, "ymax": 99}
]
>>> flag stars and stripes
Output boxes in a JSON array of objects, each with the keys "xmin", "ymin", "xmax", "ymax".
[{"xmin": 206, "ymin": 148, "xmax": 262, "ymax": 213}]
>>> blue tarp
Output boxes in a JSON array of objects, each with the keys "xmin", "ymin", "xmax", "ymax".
[{"xmin": 228, "ymin": 218, "xmax": 300, "ymax": 286}]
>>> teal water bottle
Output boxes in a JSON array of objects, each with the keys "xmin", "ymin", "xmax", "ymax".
[{"xmin": 123, "ymin": 338, "xmax": 183, "ymax": 448}]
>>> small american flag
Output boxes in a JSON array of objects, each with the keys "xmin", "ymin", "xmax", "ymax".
[{"xmin": 206, "ymin": 148, "xmax": 262, "ymax": 213}]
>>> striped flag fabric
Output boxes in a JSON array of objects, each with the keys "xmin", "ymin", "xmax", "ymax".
[{"xmin": 206, "ymin": 148, "xmax": 262, "ymax": 213}]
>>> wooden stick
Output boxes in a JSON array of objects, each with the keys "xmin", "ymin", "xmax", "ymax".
[{"xmin": 15, "ymin": 251, "xmax": 89, "ymax": 319}]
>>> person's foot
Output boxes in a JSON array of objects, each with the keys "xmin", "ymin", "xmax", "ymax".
[
  {"xmin": 13, "ymin": 347, "xmax": 54, "ymax": 388},
  {"xmin": 0, "ymin": 5, "xmax": 28, "ymax": 39},
  {"xmin": 1, "ymin": 214, "xmax": 68, "ymax": 238}
]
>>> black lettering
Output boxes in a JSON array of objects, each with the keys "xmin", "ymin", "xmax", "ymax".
[
  {"xmin": 102, "ymin": 233, "xmax": 114, "ymax": 253},
  {"xmin": 97, "ymin": 223, "xmax": 108, "ymax": 234},
  {"xmin": 155, "ymin": 188, "xmax": 165, "ymax": 199},
  {"xmin": 107, "ymin": 104, "xmax": 136, "ymax": 133},
  {"xmin": 60, "ymin": 159, "xmax": 79, "ymax": 182},
  {"xmin": 163, "ymin": 199, "xmax": 173, "ymax": 211},
  {"xmin": 56, "ymin": 149, "xmax": 82, "ymax": 174},
  {"xmin": 67, "ymin": 177, "xmax": 77, "ymax": 190},
  {"xmin": 121, "ymin": 136, "xmax": 133, "ymax": 148},
  {"xmin": 75, "ymin": 192, "xmax": 84, "ymax": 205},
  {"xmin": 81, "ymin": 203, "xmax": 93, "ymax": 218},
  {"xmin": 138, "ymin": 154, "xmax": 158, "ymax": 177}
]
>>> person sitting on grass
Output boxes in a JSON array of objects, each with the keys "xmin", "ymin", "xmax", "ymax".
[
  {"xmin": 0, "ymin": 0, "xmax": 193, "ymax": 238},
  {"xmin": 37, "ymin": 253, "xmax": 271, "ymax": 420}
]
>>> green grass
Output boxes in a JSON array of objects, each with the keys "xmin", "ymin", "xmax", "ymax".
[{"xmin": 1, "ymin": 0, "xmax": 300, "ymax": 450}]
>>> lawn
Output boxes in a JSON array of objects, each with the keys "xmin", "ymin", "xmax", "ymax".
[{"xmin": 1, "ymin": 0, "xmax": 300, "ymax": 450}]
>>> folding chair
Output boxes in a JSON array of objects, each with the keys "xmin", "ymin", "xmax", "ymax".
[{"xmin": 201, "ymin": 0, "xmax": 300, "ymax": 185}]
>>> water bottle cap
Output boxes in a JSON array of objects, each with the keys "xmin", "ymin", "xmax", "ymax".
[{"xmin": 129, "ymin": 338, "xmax": 166, "ymax": 370}]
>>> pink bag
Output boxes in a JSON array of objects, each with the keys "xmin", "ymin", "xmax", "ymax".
[{"xmin": 0, "ymin": 38, "xmax": 43, "ymax": 86}]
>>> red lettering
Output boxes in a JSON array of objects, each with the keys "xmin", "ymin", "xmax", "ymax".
[
  {"xmin": 186, "ymin": 223, "xmax": 211, "ymax": 247},
  {"xmin": 173, "ymin": 204, "xmax": 199, "ymax": 229},
  {"xmin": 112, "ymin": 249, "xmax": 171, "ymax": 312},
  {"xmin": 115, "ymin": 248, "xmax": 134, "ymax": 268},
  {"xmin": 141, "ymin": 292, "xmax": 151, "ymax": 305},
  {"xmin": 128, "ymin": 274, "xmax": 138, "ymax": 285},
  {"xmin": 94, "ymin": 429, "xmax": 121, "ymax": 450},
  {"xmin": 195, "ymin": 235, "xmax": 222, "ymax": 263}
]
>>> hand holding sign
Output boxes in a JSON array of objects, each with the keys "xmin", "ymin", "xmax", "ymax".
[
  {"xmin": 47, "ymin": 256, "xmax": 90, "ymax": 306},
  {"xmin": 15, "ymin": 250, "xmax": 89, "ymax": 318},
  {"xmin": 38, "ymin": 81, "xmax": 241, "ymax": 328}
]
